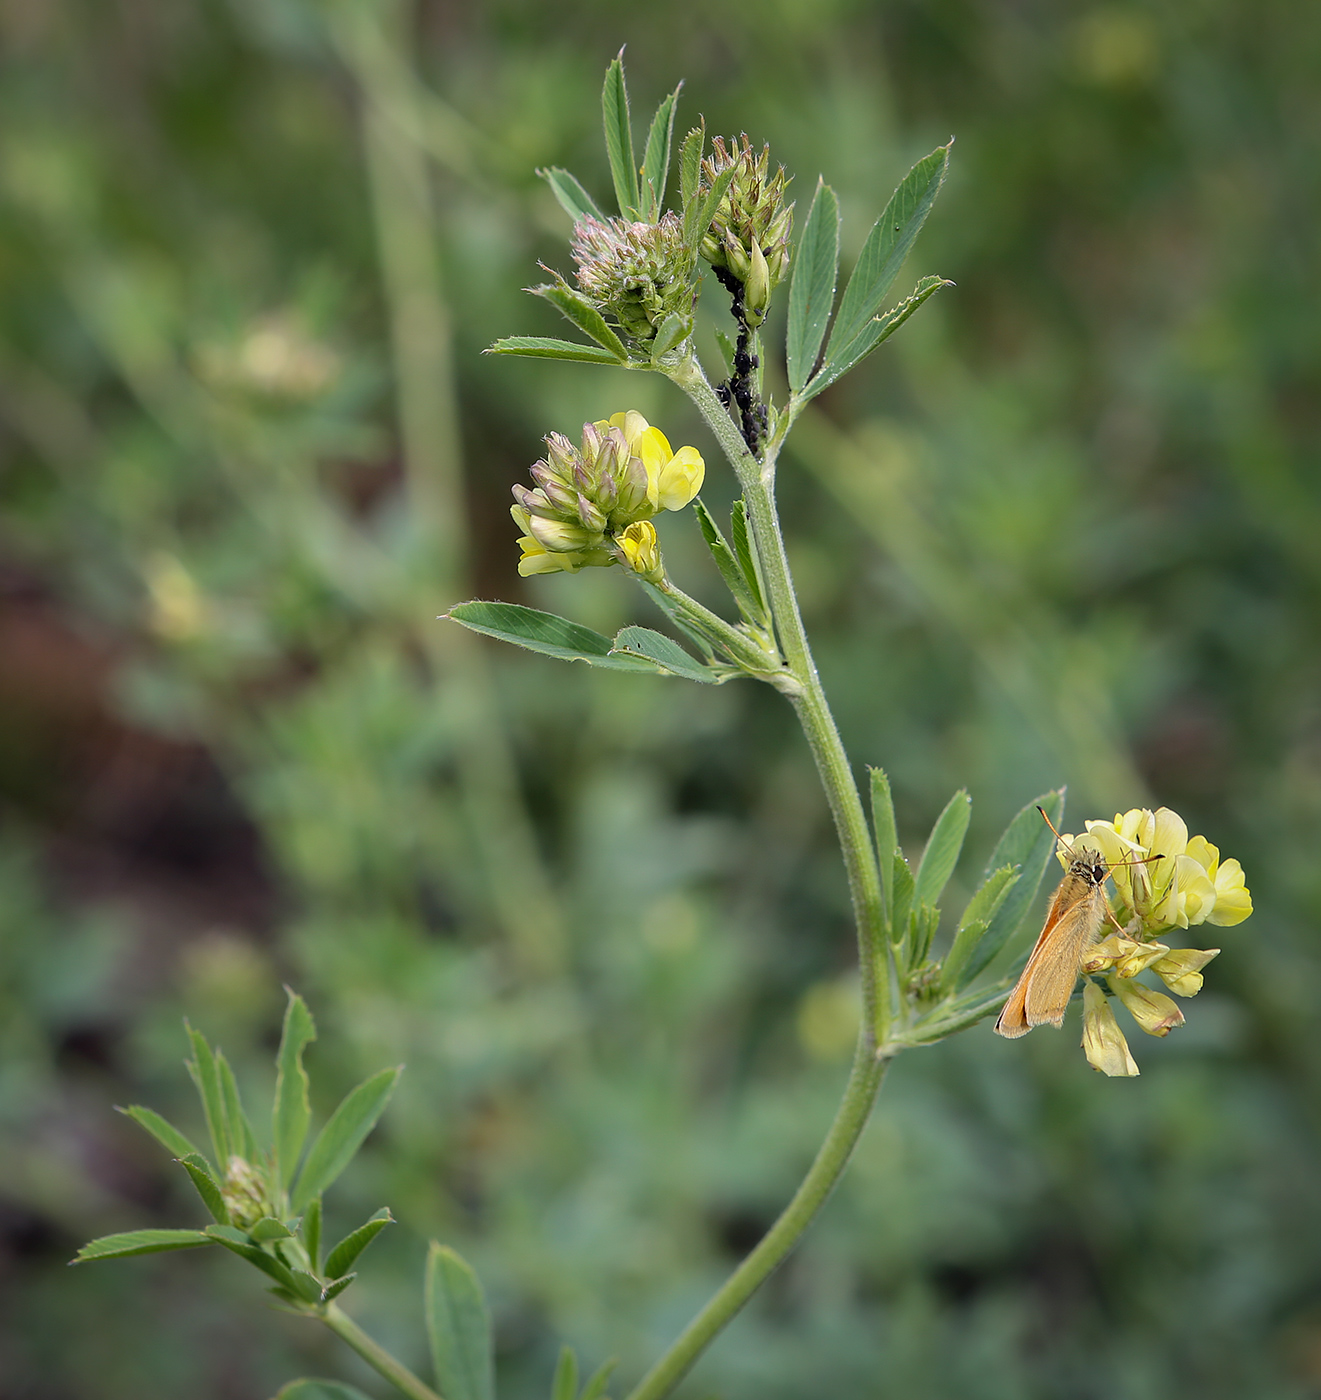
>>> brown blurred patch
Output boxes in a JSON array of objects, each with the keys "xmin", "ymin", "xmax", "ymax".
[{"xmin": 0, "ymin": 568, "xmax": 280, "ymax": 984}]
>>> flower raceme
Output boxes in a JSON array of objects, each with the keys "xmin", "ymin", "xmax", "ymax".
[
  {"xmin": 510, "ymin": 412, "xmax": 705, "ymax": 578},
  {"xmin": 1026, "ymin": 807, "xmax": 1252, "ymax": 1077}
]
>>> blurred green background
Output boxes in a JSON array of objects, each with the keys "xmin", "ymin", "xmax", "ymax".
[{"xmin": 2, "ymin": 1, "xmax": 1319, "ymax": 1397}]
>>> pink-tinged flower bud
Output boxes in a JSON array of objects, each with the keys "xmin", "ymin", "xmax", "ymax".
[
  {"xmin": 1107, "ymin": 974, "xmax": 1185, "ymax": 1037},
  {"xmin": 576, "ymin": 493, "xmax": 607, "ymax": 533},
  {"xmin": 526, "ymin": 514, "xmax": 602, "ymax": 554}
]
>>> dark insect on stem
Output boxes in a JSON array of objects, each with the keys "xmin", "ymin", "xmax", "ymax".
[{"xmin": 713, "ymin": 266, "xmax": 767, "ymax": 455}]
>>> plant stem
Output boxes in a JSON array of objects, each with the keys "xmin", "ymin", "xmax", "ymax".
[
  {"xmin": 624, "ymin": 1052, "xmax": 887, "ymax": 1400},
  {"xmin": 671, "ymin": 355, "xmax": 889, "ymax": 1040},
  {"xmin": 620, "ymin": 355, "xmax": 896, "ymax": 1400},
  {"xmin": 322, "ymin": 1304, "xmax": 445, "ymax": 1400}
]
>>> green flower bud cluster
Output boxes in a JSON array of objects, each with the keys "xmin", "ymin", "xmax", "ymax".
[
  {"xmin": 511, "ymin": 411, "xmax": 705, "ymax": 578},
  {"xmin": 698, "ymin": 135, "xmax": 793, "ymax": 326},
  {"xmin": 221, "ymin": 1155, "xmax": 271, "ymax": 1230},
  {"xmin": 571, "ymin": 212, "xmax": 693, "ymax": 343}
]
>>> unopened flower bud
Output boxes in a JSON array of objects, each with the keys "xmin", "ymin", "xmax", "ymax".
[
  {"xmin": 1081, "ymin": 982, "xmax": 1140, "ymax": 1076},
  {"xmin": 576, "ymin": 493, "xmax": 607, "ymax": 533},
  {"xmin": 527, "ymin": 515, "xmax": 602, "ymax": 553},
  {"xmin": 571, "ymin": 213, "xmax": 691, "ymax": 343},
  {"xmin": 744, "ymin": 241, "xmax": 771, "ymax": 327},
  {"xmin": 1107, "ymin": 974, "xmax": 1185, "ymax": 1037},
  {"xmin": 1114, "ymin": 939, "xmax": 1170, "ymax": 980},
  {"xmin": 221, "ymin": 1155, "xmax": 268, "ymax": 1230},
  {"xmin": 1150, "ymin": 947, "xmax": 1220, "ymax": 997},
  {"xmin": 698, "ymin": 134, "xmax": 793, "ymax": 305}
]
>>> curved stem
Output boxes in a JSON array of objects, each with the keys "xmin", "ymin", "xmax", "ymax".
[
  {"xmin": 619, "ymin": 355, "xmax": 897, "ymax": 1400},
  {"xmin": 624, "ymin": 1050, "xmax": 887, "ymax": 1400},
  {"xmin": 671, "ymin": 355, "xmax": 889, "ymax": 1040},
  {"xmin": 321, "ymin": 1303, "xmax": 444, "ymax": 1400}
]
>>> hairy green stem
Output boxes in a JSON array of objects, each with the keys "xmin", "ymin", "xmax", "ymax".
[
  {"xmin": 322, "ymin": 1304, "xmax": 444, "ymax": 1400},
  {"xmin": 672, "ymin": 355, "xmax": 888, "ymax": 1038},
  {"xmin": 620, "ymin": 354, "xmax": 896, "ymax": 1400},
  {"xmin": 624, "ymin": 1052, "xmax": 888, "ymax": 1400}
]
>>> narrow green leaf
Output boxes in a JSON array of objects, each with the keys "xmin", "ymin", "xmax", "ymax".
[
  {"xmin": 601, "ymin": 55, "xmax": 639, "ymax": 217},
  {"xmin": 713, "ymin": 327, "xmax": 737, "ymax": 377},
  {"xmin": 649, "ymin": 312, "xmax": 690, "ymax": 362},
  {"xmin": 325, "ymin": 1208, "xmax": 393, "ymax": 1279},
  {"xmin": 786, "ymin": 179, "xmax": 840, "ymax": 393},
  {"xmin": 610, "ymin": 626, "xmax": 722, "ymax": 682},
  {"xmin": 914, "ymin": 790, "xmax": 971, "ymax": 911},
  {"xmin": 959, "ymin": 789, "xmax": 1066, "ymax": 986},
  {"xmin": 426, "ymin": 1243, "xmax": 495, "ymax": 1400},
  {"xmin": 217, "ymin": 1052, "xmax": 259, "ymax": 1164},
  {"xmin": 679, "ymin": 126, "xmax": 703, "ymax": 245},
  {"xmin": 537, "ymin": 167, "xmax": 605, "ymax": 224},
  {"xmin": 118, "ymin": 1105, "xmax": 201, "ymax": 1163},
  {"xmin": 890, "ymin": 853, "xmax": 915, "ymax": 953},
  {"xmin": 185, "ymin": 1023, "xmax": 230, "ymax": 1167},
  {"xmin": 273, "ymin": 989, "xmax": 316, "ymax": 1193},
  {"xmin": 692, "ymin": 499, "xmax": 760, "ymax": 620},
  {"xmin": 289, "ymin": 1268, "xmax": 325, "ymax": 1304},
  {"xmin": 581, "ymin": 1358, "xmax": 617, "ymax": 1400},
  {"xmin": 822, "ymin": 141, "xmax": 951, "ymax": 367},
  {"xmin": 486, "ymin": 336, "xmax": 626, "ymax": 365},
  {"xmin": 250, "ymin": 1216, "xmax": 296, "ymax": 1243},
  {"xmin": 552, "ymin": 1346, "xmax": 579, "ymax": 1400},
  {"xmin": 446, "ymin": 601, "xmax": 668, "ymax": 674},
  {"xmin": 869, "ymin": 768, "xmax": 898, "ymax": 930},
  {"xmin": 729, "ymin": 500, "xmax": 768, "ymax": 617},
  {"xmin": 205, "ymin": 1225, "xmax": 300, "ymax": 1289},
  {"xmin": 205, "ymin": 1224, "xmax": 252, "ymax": 1245},
  {"xmin": 178, "ymin": 1152, "xmax": 229, "ymax": 1224},
  {"xmin": 911, "ymin": 900, "xmax": 940, "ymax": 966},
  {"xmin": 291, "ymin": 1067, "xmax": 401, "ymax": 1213},
  {"xmin": 939, "ymin": 865, "xmax": 1019, "ymax": 994},
  {"xmin": 640, "ymin": 84, "xmax": 681, "ymax": 220},
  {"xmin": 697, "ymin": 164, "xmax": 737, "ymax": 241},
  {"xmin": 303, "ymin": 1196, "xmax": 322, "ymax": 1274},
  {"xmin": 72, "ymin": 1229, "xmax": 212, "ymax": 1263},
  {"xmin": 273, "ymin": 1381, "xmax": 374, "ymax": 1400},
  {"xmin": 321, "ymin": 1273, "xmax": 356, "ymax": 1303},
  {"xmin": 804, "ymin": 275, "xmax": 950, "ymax": 399},
  {"xmin": 530, "ymin": 282, "xmax": 629, "ymax": 360}
]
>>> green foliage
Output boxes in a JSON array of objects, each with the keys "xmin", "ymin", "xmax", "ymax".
[
  {"xmin": 426, "ymin": 1244, "xmax": 495, "ymax": 1400},
  {"xmin": 274, "ymin": 990, "xmax": 317, "ymax": 1193},
  {"xmin": 291, "ymin": 1067, "xmax": 401, "ymax": 1213},
  {"xmin": 73, "ymin": 1230, "xmax": 214, "ymax": 1262},
  {"xmin": 446, "ymin": 601, "xmax": 676, "ymax": 673},
  {"xmin": 324, "ymin": 1208, "xmax": 393, "ymax": 1280},
  {"xmin": 3, "ymin": 4, "xmax": 1317, "ymax": 1399},
  {"xmin": 785, "ymin": 180, "xmax": 840, "ymax": 393}
]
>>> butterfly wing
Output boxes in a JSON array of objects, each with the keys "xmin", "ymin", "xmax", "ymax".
[{"xmin": 994, "ymin": 872, "xmax": 1105, "ymax": 1038}]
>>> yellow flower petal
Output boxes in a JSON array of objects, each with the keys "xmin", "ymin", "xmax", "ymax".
[
  {"xmin": 655, "ymin": 445, "xmax": 705, "ymax": 511},
  {"xmin": 1207, "ymin": 858, "xmax": 1252, "ymax": 925},
  {"xmin": 1081, "ymin": 982, "xmax": 1140, "ymax": 1076},
  {"xmin": 1107, "ymin": 974, "xmax": 1185, "ymax": 1037},
  {"xmin": 1150, "ymin": 947, "xmax": 1220, "ymax": 997}
]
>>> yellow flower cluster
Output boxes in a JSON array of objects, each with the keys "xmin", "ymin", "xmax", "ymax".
[
  {"xmin": 1061, "ymin": 807, "xmax": 1251, "ymax": 1077},
  {"xmin": 512, "ymin": 410, "xmax": 705, "ymax": 579}
]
